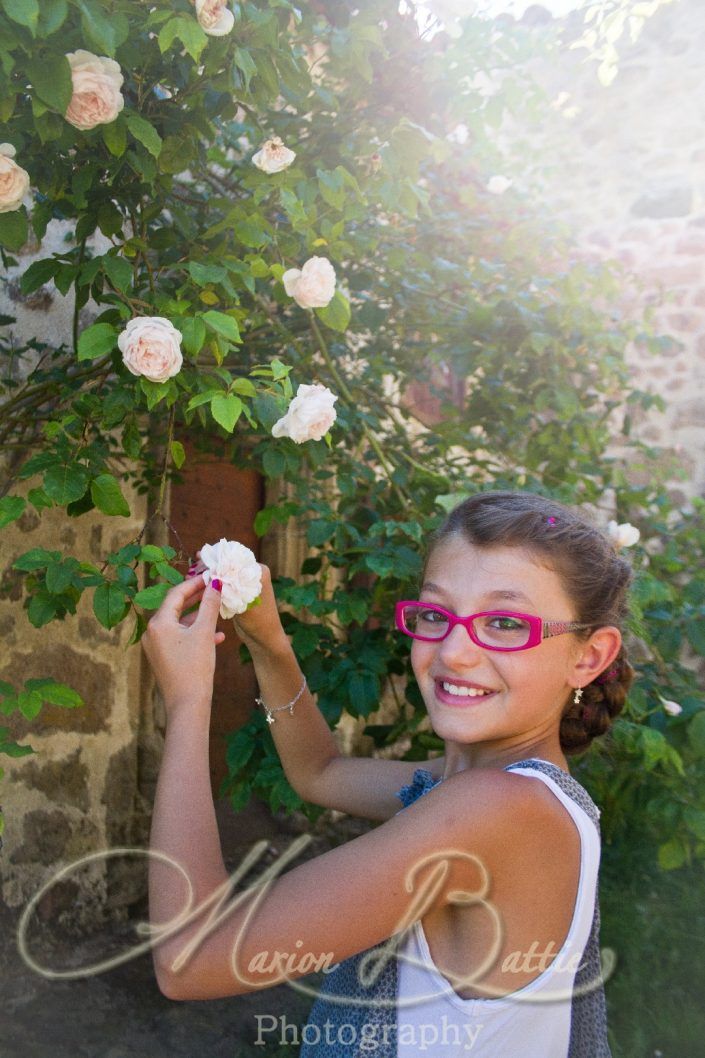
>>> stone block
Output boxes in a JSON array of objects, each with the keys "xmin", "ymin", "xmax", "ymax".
[
  {"xmin": 631, "ymin": 187, "xmax": 693, "ymax": 219},
  {"xmin": 676, "ymin": 234, "xmax": 705, "ymax": 255},
  {"xmin": 666, "ymin": 311, "xmax": 703, "ymax": 332},
  {"xmin": 1, "ymin": 645, "xmax": 114, "ymax": 736},
  {"xmin": 14, "ymin": 748, "xmax": 90, "ymax": 812}
]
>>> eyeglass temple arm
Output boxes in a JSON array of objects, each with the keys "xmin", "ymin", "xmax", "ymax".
[{"xmin": 542, "ymin": 621, "xmax": 594, "ymax": 638}]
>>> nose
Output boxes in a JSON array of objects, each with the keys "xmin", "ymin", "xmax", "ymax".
[{"xmin": 437, "ymin": 620, "xmax": 485, "ymax": 666}]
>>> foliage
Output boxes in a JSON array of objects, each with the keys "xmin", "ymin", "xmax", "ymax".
[
  {"xmin": 569, "ymin": 0, "xmax": 678, "ymax": 85},
  {"xmin": 0, "ymin": 8, "xmax": 703, "ymax": 1049}
]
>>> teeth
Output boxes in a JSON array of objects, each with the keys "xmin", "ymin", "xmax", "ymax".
[{"xmin": 441, "ymin": 682, "xmax": 493, "ymax": 697}]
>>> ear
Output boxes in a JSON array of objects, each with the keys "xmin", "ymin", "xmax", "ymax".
[{"xmin": 570, "ymin": 625, "xmax": 622, "ymax": 686}]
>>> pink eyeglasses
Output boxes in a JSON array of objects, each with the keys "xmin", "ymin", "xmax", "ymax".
[{"xmin": 395, "ymin": 601, "xmax": 594, "ymax": 652}]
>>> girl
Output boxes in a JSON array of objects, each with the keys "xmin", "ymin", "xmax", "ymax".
[{"xmin": 143, "ymin": 490, "xmax": 633, "ymax": 1057}]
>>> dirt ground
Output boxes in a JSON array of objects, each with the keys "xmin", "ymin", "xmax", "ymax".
[{"xmin": 1, "ymin": 797, "xmax": 373, "ymax": 1058}]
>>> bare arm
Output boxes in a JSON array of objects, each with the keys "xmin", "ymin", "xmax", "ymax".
[{"xmin": 223, "ymin": 561, "xmax": 445, "ymax": 819}]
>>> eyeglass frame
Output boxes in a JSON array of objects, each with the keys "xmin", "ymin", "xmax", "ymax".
[{"xmin": 395, "ymin": 600, "xmax": 596, "ymax": 652}]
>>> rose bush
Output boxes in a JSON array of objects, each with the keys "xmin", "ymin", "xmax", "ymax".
[{"xmin": 1, "ymin": 5, "xmax": 704, "ymax": 1048}]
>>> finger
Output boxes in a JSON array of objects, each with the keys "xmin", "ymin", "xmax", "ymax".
[
  {"xmin": 195, "ymin": 576, "xmax": 223, "ymax": 629},
  {"xmin": 161, "ymin": 572, "xmax": 208, "ymax": 618}
]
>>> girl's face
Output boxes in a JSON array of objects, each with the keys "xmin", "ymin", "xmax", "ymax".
[{"xmin": 411, "ymin": 536, "xmax": 593, "ymax": 765}]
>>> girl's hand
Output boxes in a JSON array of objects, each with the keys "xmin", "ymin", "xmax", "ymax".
[
  {"xmin": 188, "ymin": 553, "xmax": 288, "ymax": 656},
  {"xmin": 141, "ymin": 574, "xmax": 226, "ymax": 717}
]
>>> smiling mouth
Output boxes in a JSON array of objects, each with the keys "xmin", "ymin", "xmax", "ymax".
[{"xmin": 436, "ymin": 679, "xmax": 499, "ymax": 700}]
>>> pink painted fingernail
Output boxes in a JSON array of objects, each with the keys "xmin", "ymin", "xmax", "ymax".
[
  {"xmin": 187, "ymin": 569, "xmax": 196, "ymax": 577},
  {"xmin": 212, "ymin": 578, "xmax": 222, "ymax": 593}
]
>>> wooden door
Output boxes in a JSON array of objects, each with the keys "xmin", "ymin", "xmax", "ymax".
[{"xmin": 168, "ymin": 435, "xmax": 264, "ymax": 797}]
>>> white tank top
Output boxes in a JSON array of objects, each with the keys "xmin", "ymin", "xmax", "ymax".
[{"xmin": 395, "ymin": 761, "xmax": 601, "ymax": 1058}]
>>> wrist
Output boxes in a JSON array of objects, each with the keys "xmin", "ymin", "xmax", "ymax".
[{"xmin": 241, "ymin": 633, "xmax": 293, "ymax": 665}]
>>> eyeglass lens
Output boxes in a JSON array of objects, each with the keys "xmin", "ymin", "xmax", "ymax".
[{"xmin": 401, "ymin": 604, "xmax": 533, "ymax": 647}]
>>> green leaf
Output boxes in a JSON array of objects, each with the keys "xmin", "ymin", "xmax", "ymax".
[
  {"xmin": 233, "ymin": 217, "xmax": 270, "ymax": 248},
  {"xmin": 90, "ymin": 474, "xmax": 130, "ymax": 517},
  {"xmin": 38, "ymin": 0, "xmax": 68, "ymax": 37},
  {"xmin": 657, "ymin": 838, "xmax": 687, "ymax": 870},
  {"xmin": 28, "ymin": 55, "xmax": 72, "ymax": 112},
  {"xmin": 178, "ymin": 316, "xmax": 207, "ymax": 356},
  {"xmin": 306, "ymin": 519, "xmax": 336, "ymax": 547},
  {"xmin": 211, "ymin": 393, "xmax": 243, "ymax": 433},
  {"xmin": 317, "ymin": 167, "xmax": 346, "ymax": 211},
  {"xmin": 2, "ymin": 0, "xmax": 39, "ymax": 33},
  {"xmin": 102, "ymin": 118, "xmax": 127, "ymax": 157},
  {"xmin": 170, "ymin": 440, "xmax": 186, "ymax": 469},
  {"xmin": 0, "ymin": 495, "xmax": 25, "ymax": 529},
  {"xmin": 37, "ymin": 682, "xmax": 83, "ymax": 708},
  {"xmin": 685, "ymin": 618, "xmax": 705, "ymax": 657},
  {"xmin": 0, "ymin": 208, "xmax": 28, "ymax": 252},
  {"xmin": 231, "ymin": 377, "xmax": 257, "ymax": 398},
  {"xmin": 158, "ymin": 15, "xmax": 208, "ymax": 63},
  {"xmin": 126, "ymin": 114, "xmax": 163, "ymax": 159},
  {"xmin": 0, "ymin": 738, "xmax": 35, "ymax": 758},
  {"xmin": 43, "ymin": 464, "xmax": 90, "ymax": 504},
  {"xmin": 17, "ymin": 690, "xmax": 44, "ymax": 720},
  {"xmin": 77, "ymin": 0, "xmax": 128, "ymax": 55},
  {"xmin": 102, "ymin": 254, "xmax": 133, "ymax": 292},
  {"xmin": 27, "ymin": 592, "xmax": 59, "ymax": 627},
  {"xmin": 316, "ymin": 291, "xmax": 350, "ymax": 333},
  {"xmin": 45, "ymin": 560, "xmax": 76, "ymax": 594},
  {"xmin": 139, "ymin": 545, "xmax": 166, "ymax": 562},
  {"xmin": 133, "ymin": 583, "xmax": 171, "ymax": 609},
  {"xmin": 77, "ymin": 322, "xmax": 116, "ymax": 361},
  {"xmin": 20, "ymin": 257, "xmax": 59, "ymax": 295},
  {"xmin": 27, "ymin": 487, "xmax": 53, "ymax": 512},
  {"xmin": 262, "ymin": 447, "xmax": 286, "ymax": 478},
  {"xmin": 188, "ymin": 261, "xmax": 227, "ymax": 286},
  {"xmin": 93, "ymin": 582, "xmax": 128, "ymax": 629},
  {"xmin": 202, "ymin": 310, "xmax": 241, "ymax": 343},
  {"xmin": 13, "ymin": 547, "xmax": 58, "ymax": 572},
  {"xmin": 233, "ymin": 46, "xmax": 257, "ymax": 90}
]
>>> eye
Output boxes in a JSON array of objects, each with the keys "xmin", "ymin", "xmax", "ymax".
[
  {"xmin": 419, "ymin": 607, "xmax": 448, "ymax": 624},
  {"xmin": 489, "ymin": 615, "xmax": 525, "ymax": 630}
]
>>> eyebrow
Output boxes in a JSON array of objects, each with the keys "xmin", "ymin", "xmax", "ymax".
[{"xmin": 420, "ymin": 582, "xmax": 536, "ymax": 608}]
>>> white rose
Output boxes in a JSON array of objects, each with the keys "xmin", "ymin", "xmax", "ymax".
[
  {"xmin": 607, "ymin": 521, "xmax": 640, "ymax": 549},
  {"xmin": 487, "ymin": 175, "xmax": 513, "ymax": 195},
  {"xmin": 660, "ymin": 697, "xmax": 683, "ymax": 717},
  {"xmin": 117, "ymin": 316, "xmax": 183, "ymax": 383},
  {"xmin": 272, "ymin": 383, "xmax": 338, "ymax": 444},
  {"xmin": 65, "ymin": 50, "xmax": 124, "ymax": 131},
  {"xmin": 0, "ymin": 144, "xmax": 30, "ymax": 213},
  {"xmin": 252, "ymin": 137, "xmax": 296, "ymax": 174},
  {"xmin": 282, "ymin": 256, "xmax": 336, "ymax": 309},
  {"xmin": 195, "ymin": 0, "xmax": 235, "ymax": 36},
  {"xmin": 199, "ymin": 538, "xmax": 263, "ymax": 619}
]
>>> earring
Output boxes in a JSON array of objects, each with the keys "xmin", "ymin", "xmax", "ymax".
[{"xmin": 573, "ymin": 687, "xmax": 584, "ymax": 707}]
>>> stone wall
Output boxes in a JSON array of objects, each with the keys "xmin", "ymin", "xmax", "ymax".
[
  {"xmin": 516, "ymin": 0, "xmax": 704, "ymax": 505},
  {"xmin": 0, "ymin": 474, "xmax": 150, "ymax": 925}
]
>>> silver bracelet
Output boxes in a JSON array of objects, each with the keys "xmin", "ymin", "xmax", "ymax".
[{"xmin": 256, "ymin": 674, "xmax": 307, "ymax": 725}]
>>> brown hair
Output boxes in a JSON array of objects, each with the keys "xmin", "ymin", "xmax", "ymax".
[{"xmin": 423, "ymin": 490, "xmax": 635, "ymax": 755}]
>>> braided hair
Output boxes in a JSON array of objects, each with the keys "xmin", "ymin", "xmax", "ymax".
[{"xmin": 423, "ymin": 490, "xmax": 635, "ymax": 755}]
